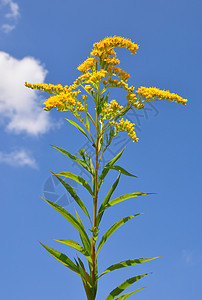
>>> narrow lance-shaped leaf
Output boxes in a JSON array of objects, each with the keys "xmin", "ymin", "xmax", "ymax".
[
  {"xmin": 74, "ymin": 208, "xmax": 91, "ymax": 253},
  {"xmin": 99, "ymin": 257, "xmax": 159, "ymax": 278},
  {"xmin": 98, "ymin": 147, "xmax": 125, "ymax": 189},
  {"xmin": 75, "ymin": 255, "xmax": 94, "ymax": 300},
  {"xmin": 51, "ymin": 145, "xmax": 91, "ymax": 173},
  {"xmin": 66, "ymin": 118, "xmax": 91, "ymax": 142},
  {"xmin": 56, "ymin": 171, "xmax": 93, "ymax": 196},
  {"xmin": 51, "ymin": 172, "xmax": 91, "ymax": 224},
  {"xmin": 103, "ymin": 165, "xmax": 137, "ymax": 177},
  {"xmin": 105, "ymin": 273, "xmax": 150, "ymax": 300},
  {"xmin": 114, "ymin": 287, "xmax": 146, "ymax": 300},
  {"xmin": 101, "ymin": 192, "xmax": 154, "ymax": 213},
  {"xmin": 96, "ymin": 214, "xmax": 143, "ymax": 258},
  {"xmin": 53, "ymin": 239, "xmax": 92, "ymax": 263},
  {"xmin": 42, "ymin": 198, "xmax": 91, "ymax": 251},
  {"xmin": 39, "ymin": 242, "xmax": 79, "ymax": 275},
  {"xmin": 86, "ymin": 114, "xmax": 90, "ymax": 131},
  {"xmin": 96, "ymin": 173, "xmax": 121, "ymax": 227}
]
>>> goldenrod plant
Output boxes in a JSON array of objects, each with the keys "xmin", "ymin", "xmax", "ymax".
[{"xmin": 25, "ymin": 36, "xmax": 187, "ymax": 300}]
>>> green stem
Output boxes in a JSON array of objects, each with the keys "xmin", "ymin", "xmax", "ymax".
[{"xmin": 91, "ymin": 81, "xmax": 100, "ymax": 298}]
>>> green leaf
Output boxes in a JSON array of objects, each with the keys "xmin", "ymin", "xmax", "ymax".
[
  {"xmin": 42, "ymin": 198, "xmax": 91, "ymax": 251},
  {"xmin": 39, "ymin": 242, "xmax": 79, "ymax": 275},
  {"xmin": 114, "ymin": 287, "xmax": 146, "ymax": 300},
  {"xmin": 103, "ymin": 165, "xmax": 137, "ymax": 177},
  {"xmin": 96, "ymin": 214, "xmax": 142, "ymax": 258},
  {"xmin": 56, "ymin": 171, "xmax": 93, "ymax": 195},
  {"xmin": 75, "ymin": 255, "xmax": 94, "ymax": 300},
  {"xmin": 51, "ymin": 172, "xmax": 91, "ymax": 224},
  {"xmin": 105, "ymin": 273, "xmax": 150, "ymax": 300},
  {"xmin": 66, "ymin": 118, "xmax": 91, "ymax": 142},
  {"xmin": 105, "ymin": 192, "xmax": 153, "ymax": 210},
  {"xmin": 96, "ymin": 173, "xmax": 121, "ymax": 227},
  {"xmin": 53, "ymin": 239, "xmax": 92, "ymax": 263},
  {"xmin": 99, "ymin": 257, "xmax": 159, "ymax": 278},
  {"xmin": 74, "ymin": 209, "xmax": 91, "ymax": 253},
  {"xmin": 98, "ymin": 147, "xmax": 125, "ymax": 189},
  {"xmin": 51, "ymin": 145, "xmax": 91, "ymax": 173},
  {"xmin": 86, "ymin": 114, "xmax": 90, "ymax": 131}
]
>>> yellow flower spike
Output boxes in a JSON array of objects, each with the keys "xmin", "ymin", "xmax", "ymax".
[
  {"xmin": 92, "ymin": 36, "xmax": 139, "ymax": 57},
  {"xmin": 107, "ymin": 66, "xmax": 130, "ymax": 81},
  {"xmin": 24, "ymin": 82, "xmax": 68, "ymax": 94},
  {"xmin": 102, "ymin": 100, "xmax": 123, "ymax": 119},
  {"xmin": 137, "ymin": 86, "xmax": 187, "ymax": 106},
  {"xmin": 78, "ymin": 57, "xmax": 98, "ymax": 73},
  {"xmin": 113, "ymin": 118, "xmax": 138, "ymax": 142},
  {"xmin": 76, "ymin": 101, "xmax": 85, "ymax": 111},
  {"xmin": 104, "ymin": 57, "xmax": 120, "ymax": 65}
]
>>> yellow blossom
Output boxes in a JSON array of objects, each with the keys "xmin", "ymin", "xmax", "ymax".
[
  {"xmin": 91, "ymin": 36, "xmax": 139, "ymax": 57},
  {"xmin": 114, "ymin": 118, "xmax": 138, "ymax": 142},
  {"xmin": 104, "ymin": 56, "xmax": 120, "ymax": 65},
  {"xmin": 137, "ymin": 86, "xmax": 187, "ymax": 106},
  {"xmin": 87, "ymin": 70, "xmax": 107, "ymax": 84},
  {"xmin": 107, "ymin": 66, "xmax": 130, "ymax": 81},
  {"xmin": 77, "ymin": 57, "xmax": 98, "ymax": 73},
  {"xmin": 76, "ymin": 101, "xmax": 85, "ymax": 111},
  {"xmin": 103, "ymin": 100, "xmax": 123, "ymax": 119},
  {"xmin": 25, "ymin": 82, "xmax": 67, "ymax": 94},
  {"xmin": 43, "ymin": 90, "xmax": 81, "ymax": 111}
]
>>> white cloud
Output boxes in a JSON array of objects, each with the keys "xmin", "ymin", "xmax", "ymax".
[
  {"xmin": 0, "ymin": 0, "xmax": 20, "ymax": 33},
  {"xmin": 5, "ymin": 0, "xmax": 19, "ymax": 19},
  {"xmin": 0, "ymin": 51, "xmax": 53, "ymax": 136},
  {"xmin": 1, "ymin": 23, "xmax": 15, "ymax": 33},
  {"xmin": 0, "ymin": 149, "xmax": 37, "ymax": 168}
]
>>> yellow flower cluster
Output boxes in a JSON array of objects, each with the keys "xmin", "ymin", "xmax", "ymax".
[
  {"xmin": 25, "ymin": 82, "xmax": 66, "ymax": 94},
  {"xmin": 103, "ymin": 100, "xmax": 123, "ymax": 119},
  {"xmin": 107, "ymin": 66, "xmax": 130, "ymax": 81},
  {"xmin": 76, "ymin": 101, "xmax": 85, "ymax": 111},
  {"xmin": 137, "ymin": 86, "xmax": 188, "ymax": 106},
  {"xmin": 104, "ymin": 56, "xmax": 120, "ymax": 65},
  {"xmin": 77, "ymin": 57, "xmax": 98, "ymax": 73},
  {"xmin": 91, "ymin": 36, "xmax": 139, "ymax": 57},
  {"xmin": 115, "ymin": 118, "xmax": 138, "ymax": 142},
  {"xmin": 73, "ymin": 70, "xmax": 106, "ymax": 88},
  {"xmin": 43, "ymin": 90, "xmax": 81, "ymax": 111},
  {"xmin": 87, "ymin": 70, "xmax": 107, "ymax": 84},
  {"xmin": 126, "ymin": 93, "xmax": 137, "ymax": 103},
  {"xmin": 103, "ymin": 76, "xmax": 119, "ymax": 86},
  {"xmin": 103, "ymin": 76, "xmax": 135, "ymax": 93},
  {"xmin": 72, "ymin": 73, "xmax": 92, "ymax": 88}
]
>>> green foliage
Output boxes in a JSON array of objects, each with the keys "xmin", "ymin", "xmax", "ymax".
[
  {"xmin": 42, "ymin": 198, "xmax": 91, "ymax": 252},
  {"xmin": 96, "ymin": 214, "xmax": 143, "ymax": 258},
  {"xmin": 99, "ymin": 257, "xmax": 159, "ymax": 278},
  {"xmin": 98, "ymin": 148, "xmax": 125, "ymax": 189},
  {"xmin": 105, "ymin": 274, "xmax": 150, "ymax": 300}
]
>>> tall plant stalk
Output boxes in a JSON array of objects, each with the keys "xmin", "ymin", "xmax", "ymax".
[{"xmin": 25, "ymin": 36, "xmax": 187, "ymax": 299}]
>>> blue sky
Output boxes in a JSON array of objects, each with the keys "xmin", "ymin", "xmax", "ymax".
[{"xmin": 0, "ymin": 0, "xmax": 201, "ymax": 299}]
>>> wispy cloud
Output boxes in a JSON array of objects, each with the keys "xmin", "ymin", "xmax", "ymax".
[
  {"xmin": 1, "ymin": 23, "xmax": 15, "ymax": 33},
  {"xmin": 0, "ymin": 0, "xmax": 20, "ymax": 33},
  {"xmin": 0, "ymin": 51, "xmax": 54, "ymax": 136},
  {"xmin": 182, "ymin": 249, "xmax": 202, "ymax": 266},
  {"xmin": 0, "ymin": 149, "xmax": 37, "ymax": 168}
]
